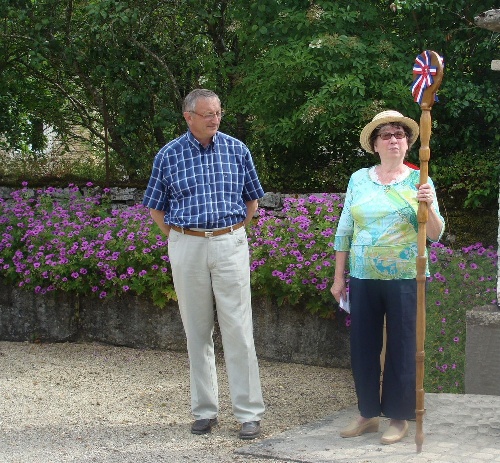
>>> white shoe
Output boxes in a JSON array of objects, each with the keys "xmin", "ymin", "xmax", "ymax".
[
  {"xmin": 380, "ymin": 420, "xmax": 408, "ymax": 444},
  {"xmin": 339, "ymin": 417, "xmax": 379, "ymax": 438}
]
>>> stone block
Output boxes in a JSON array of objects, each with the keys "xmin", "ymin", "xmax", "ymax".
[
  {"xmin": 251, "ymin": 297, "xmax": 350, "ymax": 369},
  {"xmin": 0, "ymin": 186, "xmax": 15, "ymax": 200},
  {"xmin": 79, "ymin": 294, "xmax": 187, "ymax": 352},
  {"xmin": 259, "ymin": 192, "xmax": 282, "ymax": 209},
  {"xmin": 475, "ymin": 9, "xmax": 500, "ymax": 32},
  {"xmin": 0, "ymin": 282, "xmax": 79, "ymax": 342},
  {"xmin": 109, "ymin": 187, "xmax": 144, "ymax": 203},
  {"xmin": 465, "ymin": 305, "xmax": 500, "ymax": 395}
]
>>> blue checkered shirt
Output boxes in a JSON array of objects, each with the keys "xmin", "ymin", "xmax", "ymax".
[{"xmin": 142, "ymin": 130, "xmax": 264, "ymax": 229}]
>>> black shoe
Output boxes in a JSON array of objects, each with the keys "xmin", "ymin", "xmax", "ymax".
[
  {"xmin": 239, "ymin": 421, "xmax": 261, "ymax": 440},
  {"xmin": 191, "ymin": 418, "xmax": 218, "ymax": 435}
]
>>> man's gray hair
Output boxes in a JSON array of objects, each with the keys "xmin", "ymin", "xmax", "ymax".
[{"xmin": 183, "ymin": 89, "xmax": 220, "ymax": 112}]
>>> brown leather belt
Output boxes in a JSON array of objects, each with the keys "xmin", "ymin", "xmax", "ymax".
[{"xmin": 169, "ymin": 221, "xmax": 244, "ymax": 238}]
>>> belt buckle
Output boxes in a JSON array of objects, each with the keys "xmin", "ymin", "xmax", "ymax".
[{"xmin": 204, "ymin": 231, "xmax": 214, "ymax": 238}]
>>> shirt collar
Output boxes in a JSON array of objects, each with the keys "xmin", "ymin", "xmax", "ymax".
[{"xmin": 186, "ymin": 130, "xmax": 217, "ymax": 149}]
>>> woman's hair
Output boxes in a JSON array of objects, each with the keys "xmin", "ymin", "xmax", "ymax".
[
  {"xmin": 368, "ymin": 123, "xmax": 413, "ymax": 154},
  {"xmin": 182, "ymin": 89, "xmax": 221, "ymax": 112}
]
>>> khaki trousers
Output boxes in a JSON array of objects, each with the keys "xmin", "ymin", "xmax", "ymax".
[{"xmin": 167, "ymin": 226, "xmax": 265, "ymax": 422}]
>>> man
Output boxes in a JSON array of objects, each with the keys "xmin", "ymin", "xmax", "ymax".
[{"xmin": 143, "ymin": 89, "xmax": 265, "ymax": 440}]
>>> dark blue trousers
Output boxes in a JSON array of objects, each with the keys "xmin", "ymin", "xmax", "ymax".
[{"xmin": 349, "ymin": 277, "xmax": 417, "ymax": 420}]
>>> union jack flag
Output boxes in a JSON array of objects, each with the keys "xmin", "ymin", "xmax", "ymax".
[{"xmin": 411, "ymin": 51, "xmax": 443, "ymax": 104}]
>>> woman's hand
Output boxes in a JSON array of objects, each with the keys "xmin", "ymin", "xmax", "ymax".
[
  {"xmin": 415, "ymin": 183, "xmax": 444, "ymax": 241},
  {"xmin": 331, "ymin": 251, "xmax": 349, "ymax": 303},
  {"xmin": 330, "ymin": 279, "xmax": 346, "ymax": 304},
  {"xmin": 416, "ymin": 183, "xmax": 434, "ymax": 205}
]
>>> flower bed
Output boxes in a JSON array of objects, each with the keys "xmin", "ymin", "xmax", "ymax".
[{"xmin": 0, "ymin": 184, "xmax": 498, "ymax": 392}]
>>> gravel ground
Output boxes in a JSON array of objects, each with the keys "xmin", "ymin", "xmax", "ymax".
[{"xmin": 0, "ymin": 341, "xmax": 356, "ymax": 463}]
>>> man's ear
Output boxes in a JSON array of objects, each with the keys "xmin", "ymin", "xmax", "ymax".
[{"xmin": 183, "ymin": 112, "xmax": 192, "ymax": 125}]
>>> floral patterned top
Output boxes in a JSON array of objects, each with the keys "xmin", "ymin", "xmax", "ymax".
[{"xmin": 334, "ymin": 166, "xmax": 444, "ymax": 280}]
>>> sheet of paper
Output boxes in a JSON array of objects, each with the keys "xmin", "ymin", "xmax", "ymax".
[{"xmin": 339, "ymin": 296, "xmax": 350, "ymax": 314}]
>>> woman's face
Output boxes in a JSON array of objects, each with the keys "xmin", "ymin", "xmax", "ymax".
[{"xmin": 373, "ymin": 124, "xmax": 409, "ymax": 161}]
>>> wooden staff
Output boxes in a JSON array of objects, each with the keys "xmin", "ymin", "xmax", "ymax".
[{"xmin": 413, "ymin": 50, "xmax": 444, "ymax": 453}]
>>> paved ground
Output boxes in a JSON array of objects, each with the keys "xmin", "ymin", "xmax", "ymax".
[
  {"xmin": 2, "ymin": 341, "xmax": 500, "ymax": 463},
  {"xmin": 0, "ymin": 341, "xmax": 355, "ymax": 463},
  {"xmin": 239, "ymin": 393, "xmax": 500, "ymax": 463}
]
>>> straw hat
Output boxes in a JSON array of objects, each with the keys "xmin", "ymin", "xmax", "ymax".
[{"xmin": 359, "ymin": 110, "xmax": 419, "ymax": 154}]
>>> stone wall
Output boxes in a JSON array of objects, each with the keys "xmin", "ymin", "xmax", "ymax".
[
  {"xmin": 465, "ymin": 305, "xmax": 500, "ymax": 395},
  {"xmin": 466, "ymin": 9, "xmax": 500, "ymax": 395},
  {"xmin": 0, "ymin": 185, "xmax": 340, "ymax": 209},
  {"xmin": 474, "ymin": 8, "xmax": 500, "ymax": 306},
  {"xmin": 0, "ymin": 281, "xmax": 351, "ymax": 369}
]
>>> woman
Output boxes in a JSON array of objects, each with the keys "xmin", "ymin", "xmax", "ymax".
[{"xmin": 330, "ymin": 110, "xmax": 444, "ymax": 445}]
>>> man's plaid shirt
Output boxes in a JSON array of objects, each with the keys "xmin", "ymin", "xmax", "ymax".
[{"xmin": 143, "ymin": 130, "xmax": 264, "ymax": 229}]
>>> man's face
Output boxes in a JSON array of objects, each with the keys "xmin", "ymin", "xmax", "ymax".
[{"xmin": 183, "ymin": 97, "xmax": 222, "ymax": 145}]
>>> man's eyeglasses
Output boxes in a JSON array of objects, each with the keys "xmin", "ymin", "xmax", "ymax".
[
  {"xmin": 378, "ymin": 131, "xmax": 407, "ymax": 140},
  {"xmin": 189, "ymin": 110, "xmax": 225, "ymax": 120}
]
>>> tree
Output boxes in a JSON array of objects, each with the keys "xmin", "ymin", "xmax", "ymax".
[
  {"xmin": 228, "ymin": 0, "xmax": 499, "ymax": 194},
  {"xmin": 0, "ymin": 0, "xmax": 231, "ymax": 179},
  {"xmin": 0, "ymin": 0, "xmax": 498, "ymax": 206}
]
